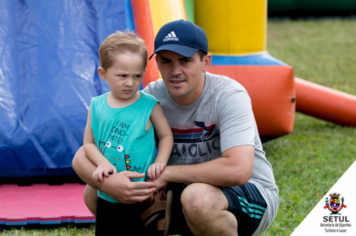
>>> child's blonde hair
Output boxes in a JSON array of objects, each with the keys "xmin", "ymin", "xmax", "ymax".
[{"xmin": 99, "ymin": 31, "xmax": 148, "ymax": 71}]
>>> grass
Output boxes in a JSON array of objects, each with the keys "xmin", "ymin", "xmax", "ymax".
[
  {"xmin": 263, "ymin": 18, "xmax": 356, "ymax": 235},
  {"xmin": 0, "ymin": 224, "xmax": 95, "ymax": 236},
  {"xmin": 1, "ymin": 18, "xmax": 356, "ymax": 236}
]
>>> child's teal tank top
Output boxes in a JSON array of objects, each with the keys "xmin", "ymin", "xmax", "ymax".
[{"xmin": 91, "ymin": 92, "xmax": 158, "ymax": 203}]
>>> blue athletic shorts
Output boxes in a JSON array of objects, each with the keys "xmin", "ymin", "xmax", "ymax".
[
  {"xmin": 220, "ymin": 182, "xmax": 267, "ymax": 236},
  {"xmin": 166, "ymin": 182, "xmax": 267, "ymax": 236}
]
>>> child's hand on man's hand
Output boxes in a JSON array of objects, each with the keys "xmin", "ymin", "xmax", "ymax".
[
  {"xmin": 93, "ymin": 163, "xmax": 117, "ymax": 183},
  {"xmin": 147, "ymin": 163, "xmax": 166, "ymax": 180}
]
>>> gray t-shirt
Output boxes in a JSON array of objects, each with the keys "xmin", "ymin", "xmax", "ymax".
[{"xmin": 143, "ymin": 72, "xmax": 278, "ymax": 197}]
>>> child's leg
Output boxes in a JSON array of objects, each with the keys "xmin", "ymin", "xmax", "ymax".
[{"xmin": 95, "ymin": 197, "xmax": 159, "ymax": 236}]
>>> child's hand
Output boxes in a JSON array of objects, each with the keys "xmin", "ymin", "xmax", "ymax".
[
  {"xmin": 93, "ymin": 163, "xmax": 117, "ymax": 183},
  {"xmin": 147, "ymin": 163, "xmax": 166, "ymax": 180}
]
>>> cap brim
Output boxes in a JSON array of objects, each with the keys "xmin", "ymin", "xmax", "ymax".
[{"xmin": 149, "ymin": 44, "xmax": 199, "ymax": 60}]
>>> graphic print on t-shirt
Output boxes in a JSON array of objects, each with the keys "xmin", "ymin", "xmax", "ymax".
[
  {"xmin": 169, "ymin": 120, "xmax": 222, "ymax": 164},
  {"xmin": 97, "ymin": 119, "xmax": 142, "ymax": 172}
]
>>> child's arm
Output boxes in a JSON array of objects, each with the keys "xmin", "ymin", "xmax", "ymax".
[
  {"xmin": 83, "ymin": 106, "xmax": 117, "ymax": 182},
  {"xmin": 147, "ymin": 103, "xmax": 174, "ymax": 180}
]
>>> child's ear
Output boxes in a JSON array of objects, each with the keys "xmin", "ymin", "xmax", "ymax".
[{"xmin": 98, "ymin": 67, "xmax": 106, "ymax": 80}]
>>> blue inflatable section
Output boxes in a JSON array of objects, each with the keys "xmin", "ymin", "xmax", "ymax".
[
  {"xmin": 211, "ymin": 53, "xmax": 287, "ymax": 66},
  {"xmin": 0, "ymin": 0, "xmax": 135, "ymax": 177}
]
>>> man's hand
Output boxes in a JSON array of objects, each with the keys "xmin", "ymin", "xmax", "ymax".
[
  {"xmin": 93, "ymin": 163, "xmax": 117, "ymax": 183},
  {"xmin": 99, "ymin": 171, "xmax": 157, "ymax": 204},
  {"xmin": 147, "ymin": 163, "xmax": 166, "ymax": 180}
]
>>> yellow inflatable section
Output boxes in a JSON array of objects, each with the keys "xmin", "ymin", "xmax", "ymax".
[
  {"xmin": 149, "ymin": 0, "xmax": 187, "ymax": 36},
  {"xmin": 147, "ymin": 0, "xmax": 267, "ymax": 55},
  {"xmin": 195, "ymin": 0, "xmax": 267, "ymax": 55}
]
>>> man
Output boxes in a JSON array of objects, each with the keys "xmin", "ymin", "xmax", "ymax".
[{"xmin": 72, "ymin": 20, "xmax": 278, "ymax": 236}]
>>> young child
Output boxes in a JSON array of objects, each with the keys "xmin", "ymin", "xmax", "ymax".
[{"xmin": 83, "ymin": 31, "xmax": 173, "ymax": 235}]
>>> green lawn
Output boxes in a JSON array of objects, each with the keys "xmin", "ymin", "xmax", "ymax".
[
  {"xmin": 0, "ymin": 224, "xmax": 95, "ymax": 236},
  {"xmin": 263, "ymin": 18, "xmax": 356, "ymax": 235},
  {"xmin": 1, "ymin": 19, "xmax": 356, "ymax": 236}
]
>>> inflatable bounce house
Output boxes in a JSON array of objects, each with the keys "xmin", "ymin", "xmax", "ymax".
[{"xmin": 1, "ymin": 0, "xmax": 355, "ymax": 226}]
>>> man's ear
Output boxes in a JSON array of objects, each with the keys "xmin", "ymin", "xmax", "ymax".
[
  {"xmin": 203, "ymin": 53, "xmax": 212, "ymax": 72},
  {"xmin": 155, "ymin": 54, "xmax": 161, "ymax": 71},
  {"xmin": 97, "ymin": 67, "xmax": 106, "ymax": 80}
]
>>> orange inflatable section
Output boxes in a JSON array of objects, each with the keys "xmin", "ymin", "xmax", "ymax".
[
  {"xmin": 295, "ymin": 78, "xmax": 356, "ymax": 126},
  {"xmin": 131, "ymin": 0, "xmax": 159, "ymax": 88},
  {"xmin": 208, "ymin": 65, "xmax": 295, "ymax": 136}
]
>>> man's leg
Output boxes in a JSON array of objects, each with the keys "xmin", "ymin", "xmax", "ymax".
[
  {"xmin": 84, "ymin": 184, "xmax": 98, "ymax": 215},
  {"xmin": 181, "ymin": 183, "xmax": 238, "ymax": 236},
  {"xmin": 73, "ymin": 146, "xmax": 98, "ymax": 215}
]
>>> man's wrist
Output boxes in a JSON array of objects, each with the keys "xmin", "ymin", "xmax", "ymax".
[{"xmin": 161, "ymin": 166, "xmax": 170, "ymax": 183}]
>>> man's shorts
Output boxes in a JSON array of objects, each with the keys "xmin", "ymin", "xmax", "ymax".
[{"xmin": 166, "ymin": 182, "xmax": 268, "ymax": 236}]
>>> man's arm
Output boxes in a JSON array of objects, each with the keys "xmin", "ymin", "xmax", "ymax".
[
  {"xmin": 72, "ymin": 146, "xmax": 100, "ymax": 189},
  {"xmin": 155, "ymin": 85, "xmax": 256, "ymax": 189},
  {"xmin": 155, "ymin": 145, "xmax": 254, "ymax": 189},
  {"xmin": 72, "ymin": 147, "xmax": 157, "ymax": 203}
]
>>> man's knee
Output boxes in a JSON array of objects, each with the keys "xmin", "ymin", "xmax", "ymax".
[
  {"xmin": 84, "ymin": 184, "xmax": 98, "ymax": 216},
  {"xmin": 181, "ymin": 183, "xmax": 226, "ymax": 219},
  {"xmin": 180, "ymin": 183, "xmax": 237, "ymax": 236},
  {"xmin": 181, "ymin": 183, "xmax": 209, "ymax": 210}
]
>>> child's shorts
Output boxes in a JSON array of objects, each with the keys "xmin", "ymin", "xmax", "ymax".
[{"xmin": 95, "ymin": 197, "xmax": 160, "ymax": 236}]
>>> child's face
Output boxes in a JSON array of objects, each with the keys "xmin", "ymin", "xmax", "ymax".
[{"xmin": 98, "ymin": 51, "xmax": 145, "ymax": 100}]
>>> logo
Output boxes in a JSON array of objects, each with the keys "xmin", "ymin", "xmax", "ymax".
[
  {"xmin": 324, "ymin": 193, "xmax": 347, "ymax": 215},
  {"xmin": 163, "ymin": 31, "xmax": 179, "ymax": 42}
]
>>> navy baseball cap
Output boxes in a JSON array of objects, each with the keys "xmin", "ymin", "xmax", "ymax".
[{"xmin": 149, "ymin": 20, "xmax": 208, "ymax": 60}]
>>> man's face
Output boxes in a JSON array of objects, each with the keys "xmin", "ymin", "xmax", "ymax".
[{"xmin": 156, "ymin": 50, "xmax": 211, "ymax": 106}]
